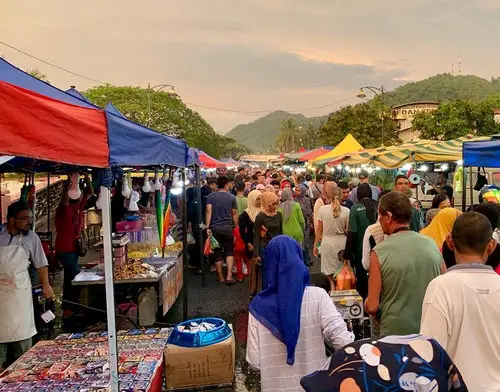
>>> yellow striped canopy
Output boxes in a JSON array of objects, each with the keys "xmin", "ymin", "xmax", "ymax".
[{"xmin": 314, "ymin": 136, "xmax": 491, "ymax": 169}]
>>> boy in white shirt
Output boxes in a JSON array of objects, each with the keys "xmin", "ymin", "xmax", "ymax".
[{"xmin": 421, "ymin": 212, "xmax": 500, "ymax": 392}]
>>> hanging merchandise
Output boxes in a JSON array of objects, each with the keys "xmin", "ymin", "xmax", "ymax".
[
  {"xmin": 95, "ymin": 189, "xmax": 105, "ymax": 210},
  {"xmin": 128, "ymin": 189, "xmax": 140, "ymax": 212},
  {"xmin": 142, "ymin": 172, "xmax": 151, "ymax": 193},
  {"xmin": 121, "ymin": 173, "xmax": 132, "ymax": 198},
  {"xmin": 68, "ymin": 172, "xmax": 82, "ymax": 200},
  {"xmin": 153, "ymin": 171, "xmax": 162, "ymax": 191}
]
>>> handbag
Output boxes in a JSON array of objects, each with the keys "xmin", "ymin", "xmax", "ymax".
[{"xmin": 474, "ymin": 167, "xmax": 488, "ymax": 191}]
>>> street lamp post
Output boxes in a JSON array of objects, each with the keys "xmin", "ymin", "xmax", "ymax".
[
  {"xmin": 147, "ymin": 82, "xmax": 178, "ymax": 127},
  {"xmin": 357, "ymin": 86, "xmax": 390, "ymax": 146}
]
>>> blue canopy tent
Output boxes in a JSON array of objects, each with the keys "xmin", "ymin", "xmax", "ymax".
[{"xmin": 463, "ymin": 137, "xmax": 500, "ymax": 168}]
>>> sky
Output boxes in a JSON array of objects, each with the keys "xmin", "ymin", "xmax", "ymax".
[{"xmin": 2, "ymin": 0, "xmax": 500, "ymax": 133}]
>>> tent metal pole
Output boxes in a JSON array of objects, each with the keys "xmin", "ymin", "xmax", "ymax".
[
  {"xmin": 100, "ymin": 186, "xmax": 119, "ymax": 392},
  {"xmin": 195, "ymin": 166, "xmax": 205, "ymax": 287},
  {"xmin": 469, "ymin": 167, "xmax": 474, "ymax": 210},
  {"xmin": 462, "ymin": 166, "xmax": 467, "ymax": 212},
  {"xmin": 47, "ymin": 173, "xmax": 51, "ymax": 232},
  {"xmin": 181, "ymin": 169, "xmax": 189, "ymax": 320}
]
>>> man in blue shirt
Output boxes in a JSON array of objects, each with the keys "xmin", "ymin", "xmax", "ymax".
[{"xmin": 349, "ymin": 170, "xmax": 379, "ymax": 204}]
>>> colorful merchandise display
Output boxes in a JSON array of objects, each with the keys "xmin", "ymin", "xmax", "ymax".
[{"xmin": 0, "ymin": 328, "xmax": 172, "ymax": 392}]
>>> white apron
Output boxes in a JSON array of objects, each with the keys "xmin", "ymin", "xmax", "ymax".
[{"xmin": 0, "ymin": 235, "xmax": 37, "ymax": 342}]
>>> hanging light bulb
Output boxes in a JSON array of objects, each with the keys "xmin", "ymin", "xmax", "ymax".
[
  {"xmin": 337, "ymin": 164, "xmax": 342, "ymax": 170},
  {"xmin": 121, "ymin": 174, "xmax": 131, "ymax": 198},
  {"xmin": 142, "ymin": 172, "xmax": 151, "ymax": 193},
  {"xmin": 153, "ymin": 171, "xmax": 162, "ymax": 191}
]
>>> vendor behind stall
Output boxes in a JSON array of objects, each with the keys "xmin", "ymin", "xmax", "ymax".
[
  {"xmin": 0, "ymin": 201, "xmax": 54, "ymax": 370},
  {"xmin": 55, "ymin": 173, "xmax": 93, "ymax": 318}
]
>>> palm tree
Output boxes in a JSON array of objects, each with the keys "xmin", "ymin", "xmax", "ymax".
[{"xmin": 276, "ymin": 119, "xmax": 302, "ymax": 153}]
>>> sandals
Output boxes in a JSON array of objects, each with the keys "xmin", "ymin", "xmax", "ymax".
[{"xmin": 225, "ymin": 279, "xmax": 236, "ymax": 286}]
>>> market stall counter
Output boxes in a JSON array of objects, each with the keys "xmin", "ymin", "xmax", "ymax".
[
  {"xmin": 0, "ymin": 328, "xmax": 172, "ymax": 391},
  {"xmin": 71, "ymin": 236, "xmax": 184, "ymax": 325}
]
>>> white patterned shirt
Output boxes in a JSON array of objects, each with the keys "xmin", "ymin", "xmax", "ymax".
[{"xmin": 246, "ymin": 286, "xmax": 354, "ymax": 392}]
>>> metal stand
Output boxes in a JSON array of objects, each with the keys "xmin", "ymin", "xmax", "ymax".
[
  {"xmin": 100, "ymin": 186, "xmax": 119, "ymax": 392},
  {"xmin": 181, "ymin": 170, "xmax": 189, "ymax": 320},
  {"xmin": 195, "ymin": 166, "xmax": 205, "ymax": 287}
]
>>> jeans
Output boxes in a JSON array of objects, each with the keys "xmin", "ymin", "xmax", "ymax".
[
  {"xmin": 0, "ymin": 338, "xmax": 32, "ymax": 370},
  {"xmin": 59, "ymin": 252, "xmax": 80, "ymax": 311}
]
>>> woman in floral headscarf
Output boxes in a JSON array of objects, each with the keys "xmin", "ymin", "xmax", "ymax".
[{"xmin": 254, "ymin": 192, "xmax": 283, "ymax": 289}]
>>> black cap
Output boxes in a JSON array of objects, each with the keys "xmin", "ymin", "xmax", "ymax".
[{"xmin": 358, "ymin": 169, "xmax": 369, "ymax": 179}]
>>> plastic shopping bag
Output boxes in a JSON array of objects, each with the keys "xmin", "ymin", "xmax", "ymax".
[
  {"xmin": 334, "ymin": 260, "xmax": 357, "ymax": 291},
  {"xmin": 203, "ymin": 238, "xmax": 213, "ymax": 256},
  {"xmin": 209, "ymin": 235, "xmax": 220, "ymax": 250}
]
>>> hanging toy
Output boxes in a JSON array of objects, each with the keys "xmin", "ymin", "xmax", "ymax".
[
  {"xmin": 142, "ymin": 172, "xmax": 151, "ymax": 193},
  {"xmin": 153, "ymin": 171, "xmax": 162, "ymax": 191},
  {"xmin": 68, "ymin": 172, "xmax": 82, "ymax": 200},
  {"xmin": 121, "ymin": 174, "xmax": 132, "ymax": 198},
  {"xmin": 128, "ymin": 189, "xmax": 140, "ymax": 212}
]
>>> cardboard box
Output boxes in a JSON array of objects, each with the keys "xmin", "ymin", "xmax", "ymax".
[
  {"xmin": 164, "ymin": 326, "xmax": 235, "ymax": 390},
  {"xmin": 330, "ymin": 289, "xmax": 364, "ymax": 319}
]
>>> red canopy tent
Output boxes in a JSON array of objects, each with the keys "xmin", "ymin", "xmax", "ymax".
[
  {"xmin": 0, "ymin": 81, "xmax": 109, "ymax": 167},
  {"xmin": 199, "ymin": 151, "xmax": 227, "ymax": 168},
  {"xmin": 298, "ymin": 147, "xmax": 331, "ymax": 162}
]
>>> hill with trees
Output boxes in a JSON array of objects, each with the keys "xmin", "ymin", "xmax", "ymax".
[
  {"xmin": 228, "ymin": 74, "xmax": 500, "ymax": 152},
  {"xmin": 225, "ymin": 111, "xmax": 327, "ymax": 153},
  {"xmin": 386, "ymin": 74, "xmax": 500, "ymax": 106}
]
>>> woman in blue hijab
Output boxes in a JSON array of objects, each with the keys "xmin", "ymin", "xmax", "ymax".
[{"xmin": 246, "ymin": 235, "xmax": 354, "ymax": 392}]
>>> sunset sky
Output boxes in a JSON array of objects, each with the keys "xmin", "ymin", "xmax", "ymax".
[{"xmin": 2, "ymin": 0, "xmax": 499, "ymax": 132}]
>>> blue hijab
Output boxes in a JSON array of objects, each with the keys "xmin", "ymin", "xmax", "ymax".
[{"xmin": 249, "ymin": 235, "xmax": 310, "ymax": 365}]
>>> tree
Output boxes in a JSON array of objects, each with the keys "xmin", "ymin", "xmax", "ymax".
[
  {"xmin": 276, "ymin": 118, "xmax": 302, "ymax": 153},
  {"xmin": 412, "ymin": 100, "xmax": 500, "ymax": 140},
  {"xmin": 218, "ymin": 137, "xmax": 251, "ymax": 159},
  {"xmin": 302, "ymin": 121, "xmax": 320, "ymax": 149},
  {"xmin": 27, "ymin": 69, "xmax": 50, "ymax": 83},
  {"xmin": 83, "ymin": 85, "xmax": 242, "ymax": 158},
  {"xmin": 319, "ymin": 102, "xmax": 400, "ymax": 148}
]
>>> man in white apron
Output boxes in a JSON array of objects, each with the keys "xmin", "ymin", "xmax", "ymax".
[{"xmin": 0, "ymin": 201, "xmax": 54, "ymax": 370}]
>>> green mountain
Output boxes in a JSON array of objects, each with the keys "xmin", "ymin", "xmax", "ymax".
[
  {"xmin": 387, "ymin": 74, "xmax": 500, "ymax": 106},
  {"xmin": 228, "ymin": 74, "xmax": 500, "ymax": 152},
  {"xmin": 225, "ymin": 110, "xmax": 328, "ymax": 153}
]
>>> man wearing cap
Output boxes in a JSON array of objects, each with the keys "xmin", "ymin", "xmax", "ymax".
[
  {"xmin": 0, "ymin": 201, "xmax": 54, "ymax": 370},
  {"xmin": 349, "ymin": 170, "xmax": 380, "ymax": 204}
]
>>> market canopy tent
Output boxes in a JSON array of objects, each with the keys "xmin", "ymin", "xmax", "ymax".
[
  {"xmin": 0, "ymin": 57, "xmax": 190, "ymax": 168},
  {"xmin": 0, "ymin": 81, "xmax": 109, "ymax": 167},
  {"xmin": 315, "ymin": 136, "xmax": 492, "ymax": 169},
  {"xmin": 284, "ymin": 147, "xmax": 308, "ymax": 162},
  {"xmin": 299, "ymin": 147, "xmax": 332, "ymax": 162},
  {"xmin": 199, "ymin": 151, "xmax": 227, "ymax": 168},
  {"xmin": 463, "ymin": 136, "xmax": 500, "ymax": 168},
  {"xmin": 312, "ymin": 134, "xmax": 363, "ymax": 164}
]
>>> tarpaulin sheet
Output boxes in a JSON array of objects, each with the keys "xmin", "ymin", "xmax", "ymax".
[
  {"xmin": 312, "ymin": 134, "xmax": 363, "ymax": 164},
  {"xmin": 463, "ymin": 138, "xmax": 500, "ymax": 168},
  {"xmin": 298, "ymin": 147, "xmax": 331, "ymax": 162},
  {"xmin": 199, "ymin": 151, "xmax": 226, "ymax": 168},
  {"xmin": 106, "ymin": 111, "xmax": 188, "ymax": 167},
  {"xmin": 0, "ymin": 81, "xmax": 109, "ymax": 167}
]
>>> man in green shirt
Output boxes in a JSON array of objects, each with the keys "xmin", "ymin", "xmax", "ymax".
[
  {"xmin": 394, "ymin": 175, "xmax": 422, "ymax": 232},
  {"xmin": 365, "ymin": 191, "xmax": 446, "ymax": 336},
  {"xmin": 235, "ymin": 182, "xmax": 248, "ymax": 216}
]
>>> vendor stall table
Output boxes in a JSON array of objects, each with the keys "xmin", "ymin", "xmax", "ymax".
[
  {"xmin": 0, "ymin": 328, "xmax": 172, "ymax": 391},
  {"xmin": 72, "ymin": 256, "xmax": 184, "ymax": 324}
]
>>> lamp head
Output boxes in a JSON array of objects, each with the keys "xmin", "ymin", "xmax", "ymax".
[{"xmin": 357, "ymin": 88, "xmax": 367, "ymax": 99}]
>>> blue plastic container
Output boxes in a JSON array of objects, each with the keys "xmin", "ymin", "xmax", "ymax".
[{"xmin": 167, "ymin": 317, "xmax": 232, "ymax": 348}]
